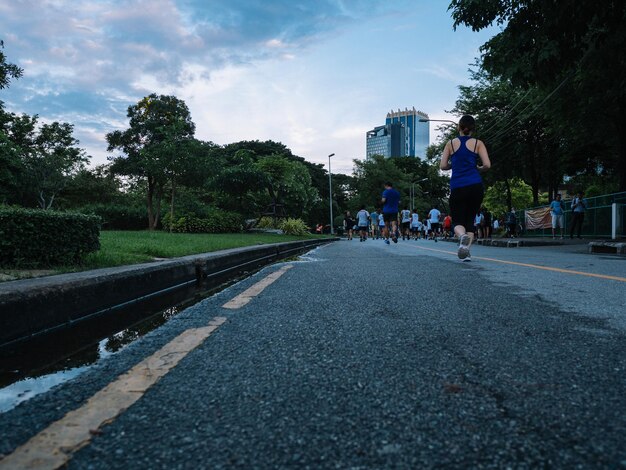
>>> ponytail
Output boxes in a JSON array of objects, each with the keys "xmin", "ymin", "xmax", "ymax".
[{"xmin": 459, "ymin": 115, "xmax": 475, "ymax": 136}]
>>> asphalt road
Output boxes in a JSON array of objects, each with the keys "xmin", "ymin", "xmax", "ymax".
[{"xmin": 1, "ymin": 238, "xmax": 625, "ymax": 469}]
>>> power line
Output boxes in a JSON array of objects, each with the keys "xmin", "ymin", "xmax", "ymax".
[
  {"xmin": 478, "ymin": 88, "xmax": 533, "ymax": 137},
  {"xmin": 475, "ymin": 47, "xmax": 594, "ymax": 151},
  {"xmin": 485, "ymin": 68, "xmax": 578, "ymax": 156}
]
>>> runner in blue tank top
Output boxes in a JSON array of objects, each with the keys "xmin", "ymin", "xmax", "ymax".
[{"xmin": 440, "ymin": 115, "xmax": 491, "ymax": 261}]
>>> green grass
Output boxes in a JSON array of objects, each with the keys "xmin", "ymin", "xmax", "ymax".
[
  {"xmin": 79, "ymin": 230, "xmax": 326, "ymax": 270},
  {"xmin": 0, "ymin": 230, "xmax": 329, "ymax": 281}
]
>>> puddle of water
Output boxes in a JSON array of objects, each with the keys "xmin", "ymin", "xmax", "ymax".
[
  {"xmin": 0, "ymin": 274, "xmax": 243, "ymax": 413},
  {"xmin": 0, "ymin": 298, "xmax": 195, "ymax": 413},
  {"xmin": 292, "ymin": 247, "xmax": 325, "ymax": 263}
]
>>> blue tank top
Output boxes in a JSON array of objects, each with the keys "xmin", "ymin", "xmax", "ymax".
[{"xmin": 449, "ymin": 136, "xmax": 483, "ymax": 190}]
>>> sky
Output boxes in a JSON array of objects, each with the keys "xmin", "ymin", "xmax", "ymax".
[{"xmin": 0, "ymin": 0, "xmax": 500, "ymax": 174}]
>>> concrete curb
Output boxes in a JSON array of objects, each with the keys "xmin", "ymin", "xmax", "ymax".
[
  {"xmin": 0, "ymin": 238, "xmax": 337, "ymax": 348},
  {"xmin": 476, "ymin": 238, "xmax": 565, "ymax": 247},
  {"xmin": 588, "ymin": 241, "xmax": 626, "ymax": 255},
  {"xmin": 440, "ymin": 236, "xmax": 626, "ymax": 255},
  {"xmin": 439, "ymin": 238, "xmax": 562, "ymax": 248}
]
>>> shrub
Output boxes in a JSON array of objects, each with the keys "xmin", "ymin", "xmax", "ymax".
[
  {"xmin": 256, "ymin": 216, "xmax": 279, "ymax": 229},
  {"xmin": 0, "ymin": 207, "xmax": 101, "ymax": 267},
  {"xmin": 169, "ymin": 208, "xmax": 243, "ymax": 234},
  {"xmin": 78, "ymin": 203, "xmax": 149, "ymax": 230},
  {"xmin": 278, "ymin": 218, "xmax": 309, "ymax": 236}
]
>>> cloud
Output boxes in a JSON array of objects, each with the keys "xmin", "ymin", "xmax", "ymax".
[
  {"xmin": 1, "ymin": 0, "xmax": 392, "ymax": 110},
  {"xmin": 0, "ymin": 0, "xmax": 463, "ymax": 173},
  {"xmin": 416, "ymin": 65, "xmax": 463, "ymax": 83}
]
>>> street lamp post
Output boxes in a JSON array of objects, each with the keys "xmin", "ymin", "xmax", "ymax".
[
  {"xmin": 418, "ymin": 118, "xmax": 457, "ymax": 125},
  {"xmin": 328, "ymin": 153, "xmax": 335, "ymax": 234},
  {"xmin": 411, "ymin": 177, "xmax": 429, "ymax": 212}
]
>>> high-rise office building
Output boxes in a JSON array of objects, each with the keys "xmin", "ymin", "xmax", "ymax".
[
  {"xmin": 366, "ymin": 122, "xmax": 406, "ymax": 159},
  {"xmin": 385, "ymin": 108, "xmax": 430, "ymax": 158}
]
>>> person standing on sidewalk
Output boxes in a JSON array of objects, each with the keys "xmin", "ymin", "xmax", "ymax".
[
  {"xmin": 440, "ymin": 115, "xmax": 491, "ymax": 261},
  {"xmin": 482, "ymin": 207, "xmax": 492, "ymax": 239},
  {"xmin": 356, "ymin": 205, "xmax": 370, "ymax": 242},
  {"xmin": 474, "ymin": 210, "xmax": 484, "ymax": 239},
  {"xmin": 505, "ymin": 208, "xmax": 517, "ymax": 238},
  {"xmin": 570, "ymin": 191, "xmax": 588, "ymax": 239},
  {"xmin": 550, "ymin": 193, "xmax": 565, "ymax": 239},
  {"xmin": 381, "ymin": 182, "xmax": 401, "ymax": 244}
]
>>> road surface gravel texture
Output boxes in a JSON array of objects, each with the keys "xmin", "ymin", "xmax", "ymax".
[{"xmin": 0, "ymin": 239, "xmax": 625, "ymax": 469}]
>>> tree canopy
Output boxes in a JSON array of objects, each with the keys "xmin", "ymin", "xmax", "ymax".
[
  {"xmin": 107, "ymin": 94, "xmax": 196, "ymax": 229},
  {"xmin": 0, "ymin": 40, "xmax": 22, "ymax": 90},
  {"xmin": 449, "ymin": 0, "xmax": 626, "ymax": 192}
]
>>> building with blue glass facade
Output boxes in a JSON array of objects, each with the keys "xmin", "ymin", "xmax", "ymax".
[
  {"xmin": 385, "ymin": 108, "xmax": 430, "ymax": 158},
  {"xmin": 366, "ymin": 122, "xmax": 405, "ymax": 159}
]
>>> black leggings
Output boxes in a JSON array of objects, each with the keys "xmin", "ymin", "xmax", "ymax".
[{"xmin": 449, "ymin": 183, "xmax": 484, "ymax": 233}]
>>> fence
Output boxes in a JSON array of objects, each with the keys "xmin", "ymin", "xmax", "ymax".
[{"xmin": 517, "ymin": 191, "xmax": 626, "ymax": 239}]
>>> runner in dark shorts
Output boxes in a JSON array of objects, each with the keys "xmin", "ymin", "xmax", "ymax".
[{"xmin": 381, "ymin": 182, "xmax": 401, "ymax": 244}]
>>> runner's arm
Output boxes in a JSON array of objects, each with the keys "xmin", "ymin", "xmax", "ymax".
[
  {"xmin": 440, "ymin": 141, "xmax": 453, "ymax": 170},
  {"xmin": 476, "ymin": 140, "xmax": 491, "ymax": 172}
]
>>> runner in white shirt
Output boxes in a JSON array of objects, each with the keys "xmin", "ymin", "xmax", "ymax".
[
  {"xmin": 378, "ymin": 211, "xmax": 386, "ymax": 240},
  {"xmin": 356, "ymin": 206, "xmax": 370, "ymax": 242},
  {"xmin": 428, "ymin": 206, "xmax": 441, "ymax": 241},
  {"xmin": 410, "ymin": 210, "xmax": 420, "ymax": 240},
  {"xmin": 400, "ymin": 207, "xmax": 411, "ymax": 240},
  {"xmin": 370, "ymin": 209, "xmax": 379, "ymax": 239}
]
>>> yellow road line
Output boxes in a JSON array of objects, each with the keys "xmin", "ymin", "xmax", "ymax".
[
  {"xmin": 222, "ymin": 264, "xmax": 293, "ymax": 309},
  {"xmin": 414, "ymin": 245, "xmax": 626, "ymax": 283},
  {"xmin": 0, "ymin": 316, "xmax": 227, "ymax": 470}
]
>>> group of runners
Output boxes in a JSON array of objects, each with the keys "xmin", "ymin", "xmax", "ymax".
[
  {"xmin": 343, "ymin": 205, "xmax": 454, "ymax": 243},
  {"xmin": 343, "ymin": 115, "xmax": 491, "ymax": 261}
]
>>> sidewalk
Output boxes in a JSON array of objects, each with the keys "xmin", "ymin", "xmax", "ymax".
[{"xmin": 438, "ymin": 235, "xmax": 626, "ymax": 255}]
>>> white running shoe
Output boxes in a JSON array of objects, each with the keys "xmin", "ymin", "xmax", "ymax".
[
  {"xmin": 458, "ymin": 234, "xmax": 471, "ymax": 260},
  {"xmin": 463, "ymin": 255, "xmax": 472, "ymax": 262}
]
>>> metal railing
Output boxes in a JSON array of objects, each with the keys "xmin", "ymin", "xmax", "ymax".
[{"xmin": 518, "ymin": 191, "xmax": 626, "ymax": 239}]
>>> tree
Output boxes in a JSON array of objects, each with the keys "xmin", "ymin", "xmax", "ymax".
[
  {"xmin": 210, "ymin": 142, "xmax": 326, "ymax": 223},
  {"xmin": 449, "ymin": 0, "xmax": 626, "ymax": 190},
  {"xmin": 0, "ymin": 39, "xmax": 27, "ymax": 203},
  {"xmin": 254, "ymin": 154, "xmax": 318, "ymax": 218},
  {"xmin": 107, "ymin": 94, "xmax": 196, "ymax": 229},
  {"xmin": 0, "ymin": 40, "xmax": 22, "ymax": 90},
  {"xmin": 56, "ymin": 165, "xmax": 123, "ymax": 208},
  {"xmin": 146, "ymin": 121, "xmax": 201, "ymax": 232},
  {"xmin": 351, "ymin": 155, "xmax": 449, "ymax": 216},
  {"xmin": 24, "ymin": 121, "xmax": 88, "ymax": 209},
  {"xmin": 352, "ymin": 155, "xmax": 408, "ymax": 210},
  {"xmin": 0, "ymin": 113, "xmax": 27, "ymax": 204},
  {"xmin": 209, "ymin": 149, "xmax": 267, "ymax": 215},
  {"xmin": 482, "ymin": 178, "xmax": 533, "ymax": 216}
]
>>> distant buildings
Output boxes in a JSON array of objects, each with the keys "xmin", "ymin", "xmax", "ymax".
[
  {"xmin": 365, "ymin": 122, "xmax": 405, "ymax": 158},
  {"xmin": 366, "ymin": 107, "xmax": 429, "ymax": 159}
]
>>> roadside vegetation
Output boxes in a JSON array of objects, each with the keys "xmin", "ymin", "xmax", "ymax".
[
  {"xmin": 84, "ymin": 230, "xmax": 323, "ymax": 269},
  {"xmin": 0, "ymin": 231, "xmax": 326, "ymax": 281}
]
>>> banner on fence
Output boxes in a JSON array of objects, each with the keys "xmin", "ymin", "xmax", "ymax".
[{"xmin": 525, "ymin": 207, "xmax": 552, "ymax": 230}]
